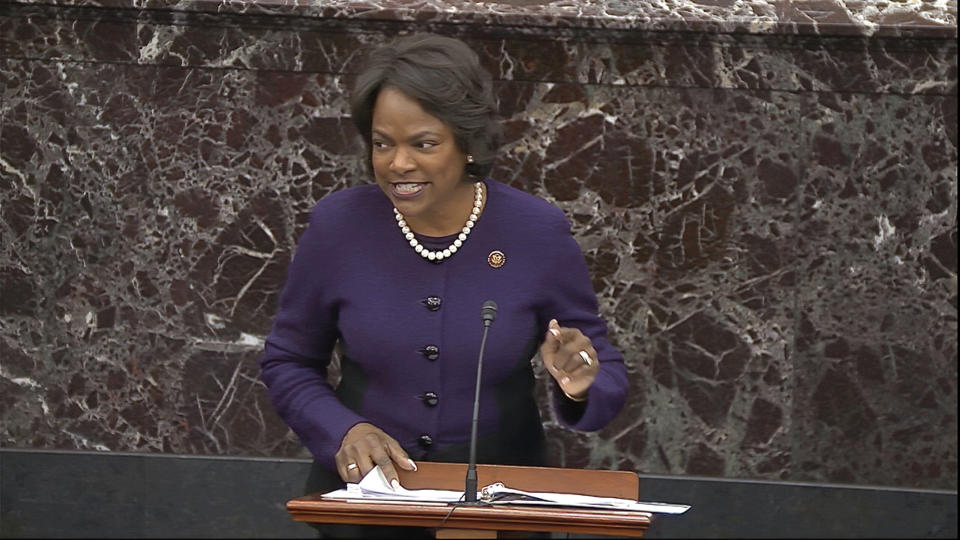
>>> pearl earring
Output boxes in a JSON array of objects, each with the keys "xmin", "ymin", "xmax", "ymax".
[{"xmin": 466, "ymin": 154, "xmax": 475, "ymax": 164}]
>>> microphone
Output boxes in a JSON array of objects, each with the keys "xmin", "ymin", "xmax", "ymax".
[
  {"xmin": 464, "ymin": 300, "xmax": 497, "ymax": 503},
  {"xmin": 480, "ymin": 300, "xmax": 497, "ymax": 327}
]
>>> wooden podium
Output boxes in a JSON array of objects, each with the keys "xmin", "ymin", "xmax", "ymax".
[{"xmin": 286, "ymin": 462, "xmax": 651, "ymax": 538}]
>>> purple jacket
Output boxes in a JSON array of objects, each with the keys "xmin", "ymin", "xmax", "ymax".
[{"xmin": 260, "ymin": 179, "xmax": 628, "ymax": 470}]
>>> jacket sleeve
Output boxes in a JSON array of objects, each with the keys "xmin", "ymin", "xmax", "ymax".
[
  {"xmin": 259, "ymin": 202, "xmax": 368, "ymax": 470},
  {"xmin": 537, "ymin": 209, "xmax": 628, "ymax": 431}
]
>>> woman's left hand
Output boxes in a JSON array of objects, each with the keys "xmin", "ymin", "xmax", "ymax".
[{"xmin": 539, "ymin": 319, "xmax": 599, "ymax": 401}]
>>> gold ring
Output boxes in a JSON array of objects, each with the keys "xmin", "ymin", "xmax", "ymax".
[
  {"xmin": 346, "ymin": 463, "xmax": 358, "ymax": 471},
  {"xmin": 578, "ymin": 350, "xmax": 593, "ymax": 366}
]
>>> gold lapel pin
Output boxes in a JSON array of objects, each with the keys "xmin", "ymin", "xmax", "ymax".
[{"xmin": 487, "ymin": 250, "xmax": 506, "ymax": 268}]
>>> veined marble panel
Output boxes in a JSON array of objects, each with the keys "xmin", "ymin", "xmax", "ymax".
[
  {"xmin": 791, "ymin": 91, "xmax": 957, "ymax": 488},
  {"xmin": 518, "ymin": 84, "xmax": 802, "ymax": 481},
  {"xmin": 3, "ymin": 0, "xmax": 956, "ymax": 37},
  {"xmin": 0, "ymin": 59, "xmax": 356, "ymax": 455},
  {"xmin": 3, "ymin": 5, "xmax": 956, "ymax": 96}
]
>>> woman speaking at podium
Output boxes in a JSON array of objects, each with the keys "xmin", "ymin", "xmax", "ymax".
[{"xmin": 259, "ymin": 33, "xmax": 628, "ymax": 535}]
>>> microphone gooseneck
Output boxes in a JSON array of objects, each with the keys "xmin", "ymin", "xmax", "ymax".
[{"xmin": 465, "ymin": 300, "xmax": 497, "ymax": 503}]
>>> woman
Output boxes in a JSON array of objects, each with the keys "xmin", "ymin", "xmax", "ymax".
[{"xmin": 259, "ymin": 33, "xmax": 628, "ymax": 525}]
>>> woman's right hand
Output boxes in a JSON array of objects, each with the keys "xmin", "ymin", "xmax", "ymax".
[{"xmin": 335, "ymin": 422, "xmax": 417, "ymax": 487}]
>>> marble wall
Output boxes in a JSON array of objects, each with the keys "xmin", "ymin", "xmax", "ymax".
[{"xmin": 1, "ymin": 0, "xmax": 956, "ymax": 491}]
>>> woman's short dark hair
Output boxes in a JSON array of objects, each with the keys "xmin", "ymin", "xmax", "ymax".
[{"xmin": 350, "ymin": 33, "xmax": 500, "ymax": 179}]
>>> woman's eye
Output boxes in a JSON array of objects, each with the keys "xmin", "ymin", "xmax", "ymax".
[{"xmin": 417, "ymin": 141, "xmax": 438, "ymax": 149}]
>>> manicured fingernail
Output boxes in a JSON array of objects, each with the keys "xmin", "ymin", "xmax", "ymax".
[
  {"xmin": 408, "ymin": 459, "xmax": 418, "ymax": 471},
  {"xmin": 391, "ymin": 479, "xmax": 401, "ymax": 491},
  {"xmin": 549, "ymin": 319, "xmax": 559, "ymax": 328},
  {"xmin": 549, "ymin": 328, "xmax": 560, "ymax": 337}
]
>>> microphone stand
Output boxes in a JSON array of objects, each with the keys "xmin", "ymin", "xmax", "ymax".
[{"xmin": 464, "ymin": 301, "xmax": 497, "ymax": 504}]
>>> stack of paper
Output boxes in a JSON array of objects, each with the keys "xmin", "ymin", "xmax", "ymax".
[
  {"xmin": 321, "ymin": 466, "xmax": 690, "ymax": 515},
  {"xmin": 480, "ymin": 482, "xmax": 689, "ymax": 514}
]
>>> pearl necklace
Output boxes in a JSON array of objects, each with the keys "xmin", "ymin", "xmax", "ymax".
[{"xmin": 393, "ymin": 182, "xmax": 484, "ymax": 263}]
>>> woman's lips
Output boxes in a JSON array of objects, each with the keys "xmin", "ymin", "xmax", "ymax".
[{"xmin": 391, "ymin": 182, "xmax": 428, "ymax": 199}]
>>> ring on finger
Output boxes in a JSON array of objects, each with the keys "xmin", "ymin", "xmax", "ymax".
[
  {"xmin": 346, "ymin": 463, "xmax": 359, "ymax": 471},
  {"xmin": 578, "ymin": 350, "xmax": 593, "ymax": 366}
]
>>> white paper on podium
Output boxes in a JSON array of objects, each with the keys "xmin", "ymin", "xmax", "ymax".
[
  {"xmin": 480, "ymin": 483, "xmax": 690, "ymax": 514},
  {"xmin": 320, "ymin": 466, "xmax": 690, "ymax": 515},
  {"xmin": 320, "ymin": 465, "xmax": 469, "ymax": 504}
]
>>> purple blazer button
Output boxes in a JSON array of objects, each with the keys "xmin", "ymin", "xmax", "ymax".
[{"xmin": 420, "ymin": 345, "xmax": 440, "ymax": 361}]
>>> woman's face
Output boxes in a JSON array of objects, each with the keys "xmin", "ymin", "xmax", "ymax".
[{"xmin": 370, "ymin": 86, "xmax": 472, "ymax": 232}]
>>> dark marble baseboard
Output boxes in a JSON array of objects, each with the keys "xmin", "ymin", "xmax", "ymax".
[
  {"xmin": 1, "ymin": 448, "xmax": 955, "ymax": 539},
  {"xmin": 0, "ymin": 448, "xmax": 315, "ymax": 538}
]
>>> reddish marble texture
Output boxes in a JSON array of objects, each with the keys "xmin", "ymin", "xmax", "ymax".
[{"xmin": 0, "ymin": 0, "xmax": 956, "ymax": 490}]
